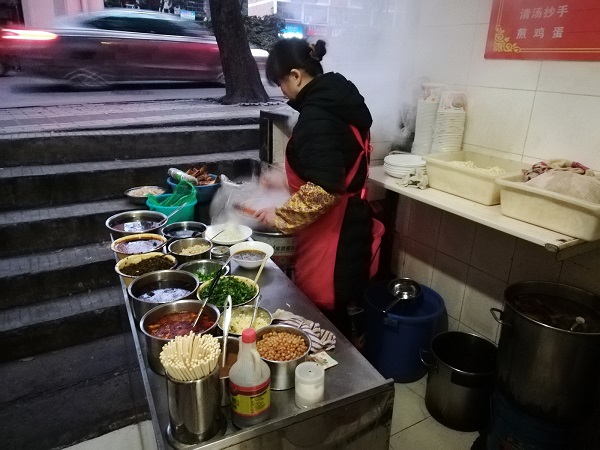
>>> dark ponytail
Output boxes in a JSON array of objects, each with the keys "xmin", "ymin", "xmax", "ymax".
[{"xmin": 266, "ymin": 38, "xmax": 327, "ymax": 86}]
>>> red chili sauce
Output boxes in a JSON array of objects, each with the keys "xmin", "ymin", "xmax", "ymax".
[{"xmin": 147, "ymin": 311, "xmax": 215, "ymax": 339}]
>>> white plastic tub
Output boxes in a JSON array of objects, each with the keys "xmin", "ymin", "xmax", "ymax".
[
  {"xmin": 496, "ymin": 174, "xmax": 600, "ymax": 241},
  {"xmin": 423, "ymin": 151, "xmax": 527, "ymax": 205}
]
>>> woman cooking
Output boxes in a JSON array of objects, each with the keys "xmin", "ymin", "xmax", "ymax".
[{"xmin": 254, "ymin": 38, "xmax": 377, "ymax": 342}]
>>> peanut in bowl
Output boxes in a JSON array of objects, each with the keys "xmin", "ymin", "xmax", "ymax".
[{"xmin": 255, "ymin": 324, "xmax": 312, "ymax": 390}]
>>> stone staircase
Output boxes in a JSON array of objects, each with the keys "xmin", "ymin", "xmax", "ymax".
[{"xmin": 0, "ymin": 123, "xmax": 262, "ymax": 449}]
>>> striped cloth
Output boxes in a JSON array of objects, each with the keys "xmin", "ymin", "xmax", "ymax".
[{"xmin": 271, "ymin": 309, "xmax": 336, "ymax": 352}]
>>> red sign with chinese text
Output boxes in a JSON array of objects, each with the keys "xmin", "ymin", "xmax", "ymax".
[{"xmin": 485, "ymin": 0, "xmax": 600, "ymax": 60}]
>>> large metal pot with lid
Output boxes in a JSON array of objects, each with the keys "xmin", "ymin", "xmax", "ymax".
[{"xmin": 491, "ymin": 281, "xmax": 600, "ymax": 422}]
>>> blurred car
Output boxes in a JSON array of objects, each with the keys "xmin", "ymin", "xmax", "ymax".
[
  {"xmin": 1, "ymin": 9, "xmax": 268, "ymax": 88},
  {"xmin": 0, "ymin": 27, "xmax": 21, "ymax": 76}
]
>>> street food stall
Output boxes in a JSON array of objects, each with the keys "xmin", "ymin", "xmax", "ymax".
[{"xmin": 113, "ymin": 225, "xmax": 394, "ymax": 449}]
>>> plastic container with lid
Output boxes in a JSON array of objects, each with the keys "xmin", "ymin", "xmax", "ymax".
[
  {"xmin": 229, "ymin": 328, "xmax": 271, "ymax": 427},
  {"xmin": 295, "ymin": 361, "xmax": 325, "ymax": 408}
]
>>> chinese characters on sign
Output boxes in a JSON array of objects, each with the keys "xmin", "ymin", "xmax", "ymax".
[{"xmin": 485, "ymin": 0, "xmax": 600, "ymax": 60}]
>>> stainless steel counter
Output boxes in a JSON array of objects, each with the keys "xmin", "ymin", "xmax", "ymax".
[{"xmin": 122, "ymin": 258, "xmax": 394, "ymax": 449}]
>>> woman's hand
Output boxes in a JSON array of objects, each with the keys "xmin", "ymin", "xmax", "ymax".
[{"xmin": 254, "ymin": 206, "xmax": 278, "ymax": 228}]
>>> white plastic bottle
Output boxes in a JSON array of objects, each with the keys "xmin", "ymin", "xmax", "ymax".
[
  {"xmin": 229, "ymin": 328, "xmax": 271, "ymax": 427},
  {"xmin": 168, "ymin": 168, "xmax": 198, "ymax": 185}
]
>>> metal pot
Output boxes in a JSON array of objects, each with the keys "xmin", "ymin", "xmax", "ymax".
[
  {"xmin": 491, "ymin": 281, "xmax": 600, "ymax": 422},
  {"xmin": 128, "ymin": 269, "xmax": 199, "ymax": 321},
  {"xmin": 252, "ymin": 229, "xmax": 295, "ymax": 271},
  {"xmin": 256, "ymin": 324, "xmax": 311, "ymax": 390},
  {"xmin": 422, "ymin": 331, "xmax": 497, "ymax": 432},
  {"xmin": 140, "ymin": 299, "xmax": 220, "ymax": 375}
]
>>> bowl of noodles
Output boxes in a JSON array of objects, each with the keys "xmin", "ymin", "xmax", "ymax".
[
  {"xmin": 217, "ymin": 305, "xmax": 272, "ymax": 336},
  {"xmin": 205, "ymin": 224, "xmax": 252, "ymax": 246}
]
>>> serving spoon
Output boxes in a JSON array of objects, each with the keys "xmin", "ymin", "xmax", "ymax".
[
  {"xmin": 250, "ymin": 294, "xmax": 263, "ymax": 328},
  {"xmin": 221, "ymin": 295, "xmax": 233, "ymax": 369},
  {"xmin": 191, "ymin": 264, "xmax": 226, "ymax": 329}
]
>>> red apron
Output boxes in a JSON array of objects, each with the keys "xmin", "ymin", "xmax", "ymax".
[{"xmin": 285, "ymin": 126, "xmax": 372, "ymax": 311}]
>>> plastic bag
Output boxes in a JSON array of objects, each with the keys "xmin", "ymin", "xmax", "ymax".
[{"xmin": 147, "ymin": 179, "xmax": 196, "ymax": 207}]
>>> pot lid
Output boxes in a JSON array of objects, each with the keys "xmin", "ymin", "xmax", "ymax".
[{"xmin": 510, "ymin": 293, "xmax": 600, "ymax": 333}]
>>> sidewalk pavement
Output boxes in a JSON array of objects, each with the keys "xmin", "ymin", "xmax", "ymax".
[{"xmin": 0, "ymin": 97, "xmax": 289, "ymax": 137}]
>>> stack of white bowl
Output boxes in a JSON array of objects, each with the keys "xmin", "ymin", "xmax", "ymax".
[
  {"xmin": 412, "ymin": 83, "xmax": 445, "ymax": 156},
  {"xmin": 412, "ymin": 100, "xmax": 439, "ymax": 155},
  {"xmin": 384, "ymin": 153, "xmax": 426, "ymax": 179},
  {"xmin": 431, "ymin": 91, "xmax": 467, "ymax": 153}
]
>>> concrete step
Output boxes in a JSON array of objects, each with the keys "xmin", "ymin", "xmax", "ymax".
[
  {"xmin": 0, "ymin": 284, "xmax": 129, "ymax": 361},
  {"xmin": 0, "ymin": 242, "xmax": 119, "ymax": 309},
  {"xmin": 0, "ymin": 150, "xmax": 260, "ymax": 210},
  {"xmin": 0, "ymin": 198, "xmax": 136, "ymax": 258},
  {"xmin": 0, "ymin": 332, "xmax": 149, "ymax": 449},
  {"xmin": 0, "ymin": 285, "xmax": 127, "ymax": 362},
  {"xmin": 0, "ymin": 123, "xmax": 259, "ymax": 167}
]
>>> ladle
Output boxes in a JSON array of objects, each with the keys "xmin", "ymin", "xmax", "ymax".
[
  {"xmin": 191, "ymin": 264, "xmax": 225, "ymax": 329},
  {"xmin": 221, "ymin": 295, "xmax": 233, "ymax": 368}
]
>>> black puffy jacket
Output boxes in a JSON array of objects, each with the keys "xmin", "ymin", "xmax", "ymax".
[{"xmin": 286, "ymin": 72, "xmax": 374, "ymax": 329}]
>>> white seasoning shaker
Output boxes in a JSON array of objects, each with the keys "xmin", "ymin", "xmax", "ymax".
[{"xmin": 295, "ymin": 361, "xmax": 325, "ymax": 408}]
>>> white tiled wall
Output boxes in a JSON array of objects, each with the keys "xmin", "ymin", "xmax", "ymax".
[
  {"xmin": 392, "ymin": 197, "xmax": 600, "ymax": 342},
  {"xmin": 411, "ymin": 0, "xmax": 600, "ymax": 170},
  {"xmin": 383, "ymin": 0, "xmax": 600, "ymax": 340}
]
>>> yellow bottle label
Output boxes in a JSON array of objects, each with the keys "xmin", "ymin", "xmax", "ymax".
[{"xmin": 230, "ymin": 379, "xmax": 270, "ymax": 417}]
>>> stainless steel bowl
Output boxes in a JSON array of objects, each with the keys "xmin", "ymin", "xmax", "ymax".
[
  {"xmin": 177, "ymin": 259, "xmax": 230, "ymax": 283},
  {"xmin": 115, "ymin": 252, "xmax": 178, "ymax": 288},
  {"xmin": 256, "ymin": 324, "xmax": 311, "ymax": 390},
  {"xmin": 386, "ymin": 278, "xmax": 423, "ymax": 311},
  {"xmin": 139, "ymin": 299, "xmax": 220, "ymax": 375},
  {"xmin": 168, "ymin": 237, "xmax": 213, "ymax": 264},
  {"xmin": 217, "ymin": 305, "xmax": 272, "ymax": 336},
  {"xmin": 124, "ymin": 186, "xmax": 166, "ymax": 205},
  {"xmin": 110, "ymin": 233, "xmax": 167, "ymax": 260},
  {"xmin": 161, "ymin": 221, "xmax": 207, "ymax": 239},
  {"xmin": 196, "ymin": 275, "xmax": 259, "ymax": 309},
  {"xmin": 128, "ymin": 269, "xmax": 199, "ymax": 321},
  {"xmin": 105, "ymin": 210, "xmax": 167, "ymax": 238}
]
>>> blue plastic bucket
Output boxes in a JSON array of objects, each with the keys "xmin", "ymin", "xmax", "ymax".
[
  {"xmin": 364, "ymin": 279, "xmax": 445, "ymax": 382},
  {"xmin": 146, "ymin": 194, "xmax": 197, "ymax": 225},
  {"xmin": 166, "ymin": 176, "xmax": 220, "ymax": 204},
  {"xmin": 486, "ymin": 392, "xmax": 575, "ymax": 450}
]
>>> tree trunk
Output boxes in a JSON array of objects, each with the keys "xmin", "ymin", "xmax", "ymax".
[{"xmin": 210, "ymin": 0, "xmax": 270, "ymax": 104}]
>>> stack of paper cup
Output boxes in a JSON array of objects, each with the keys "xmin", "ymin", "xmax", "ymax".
[
  {"xmin": 431, "ymin": 91, "xmax": 467, "ymax": 153},
  {"xmin": 412, "ymin": 83, "xmax": 445, "ymax": 156}
]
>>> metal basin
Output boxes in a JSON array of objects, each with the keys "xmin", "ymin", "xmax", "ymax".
[
  {"xmin": 140, "ymin": 299, "xmax": 220, "ymax": 375},
  {"xmin": 128, "ymin": 269, "xmax": 199, "ymax": 321},
  {"xmin": 177, "ymin": 259, "xmax": 229, "ymax": 283},
  {"xmin": 168, "ymin": 237, "xmax": 212, "ymax": 264},
  {"xmin": 161, "ymin": 221, "xmax": 207, "ymax": 239},
  {"xmin": 105, "ymin": 210, "xmax": 167, "ymax": 237},
  {"xmin": 256, "ymin": 324, "xmax": 311, "ymax": 390}
]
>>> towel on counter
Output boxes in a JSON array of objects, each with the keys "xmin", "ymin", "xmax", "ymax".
[
  {"xmin": 271, "ymin": 309, "xmax": 336, "ymax": 352},
  {"xmin": 523, "ymin": 159, "xmax": 593, "ymax": 181},
  {"xmin": 395, "ymin": 167, "xmax": 429, "ymax": 190}
]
